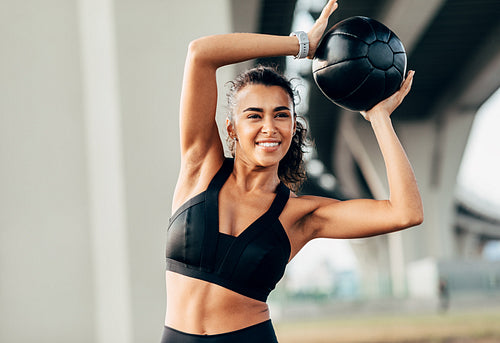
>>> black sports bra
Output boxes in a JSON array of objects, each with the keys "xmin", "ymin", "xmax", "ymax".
[{"xmin": 165, "ymin": 158, "xmax": 291, "ymax": 302}]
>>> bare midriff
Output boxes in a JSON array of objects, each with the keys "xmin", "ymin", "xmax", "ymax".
[{"xmin": 165, "ymin": 271, "xmax": 271, "ymax": 335}]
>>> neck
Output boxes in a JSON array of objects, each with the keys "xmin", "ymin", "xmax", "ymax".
[{"xmin": 231, "ymin": 156, "xmax": 281, "ymax": 193}]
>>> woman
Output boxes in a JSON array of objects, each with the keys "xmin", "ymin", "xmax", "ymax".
[{"xmin": 162, "ymin": 0, "xmax": 423, "ymax": 342}]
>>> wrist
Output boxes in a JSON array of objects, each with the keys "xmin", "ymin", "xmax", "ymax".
[
  {"xmin": 289, "ymin": 31, "xmax": 309, "ymax": 59},
  {"xmin": 368, "ymin": 110, "xmax": 391, "ymax": 126}
]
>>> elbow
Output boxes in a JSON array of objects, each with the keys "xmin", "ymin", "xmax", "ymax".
[
  {"xmin": 413, "ymin": 200, "xmax": 425, "ymax": 226},
  {"xmin": 399, "ymin": 208, "xmax": 424, "ymax": 229},
  {"xmin": 187, "ymin": 37, "xmax": 215, "ymax": 67},
  {"xmin": 187, "ymin": 39, "xmax": 203, "ymax": 62},
  {"xmin": 389, "ymin": 196, "xmax": 424, "ymax": 229},
  {"xmin": 410, "ymin": 211, "xmax": 424, "ymax": 227}
]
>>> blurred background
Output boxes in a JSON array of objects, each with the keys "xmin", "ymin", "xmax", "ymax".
[{"xmin": 1, "ymin": 0, "xmax": 499, "ymax": 342}]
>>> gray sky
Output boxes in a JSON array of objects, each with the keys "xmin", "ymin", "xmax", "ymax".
[{"xmin": 457, "ymin": 87, "xmax": 500, "ymax": 213}]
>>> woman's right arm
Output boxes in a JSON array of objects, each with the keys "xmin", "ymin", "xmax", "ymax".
[
  {"xmin": 174, "ymin": 33, "xmax": 303, "ymax": 209},
  {"xmin": 178, "ymin": 0, "xmax": 339, "ymax": 170},
  {"xmin": 179, "ymin": 34, "xmax": 300, "ymax": 167}
]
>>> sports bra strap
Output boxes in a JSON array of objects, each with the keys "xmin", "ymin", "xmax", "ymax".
[
  {"xmin": 267, "ymin": 182, "xmax": 290, "ymax": 218},
  {"xmin": 201, "ymin": 158, "xmax": 234, "ymax": 270},
  {"xmin": 200, "ymin": 158, "xmax": 290, "ymax": 272},
  {"xmin": 166, "ymin": 158, "xmax": 292, "ymax": 299},
  {"xmin": 207, "ymin": 158, "xmax": 234, "ymax": 192}
]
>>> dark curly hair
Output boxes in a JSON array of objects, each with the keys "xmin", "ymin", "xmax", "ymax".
[{"xmin": 226, "ymin": 65, "xmax": 309, "ymax": 192}]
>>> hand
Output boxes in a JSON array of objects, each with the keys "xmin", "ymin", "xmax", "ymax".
[
  {"xmin": 361, "ymin": 70, "xmax": 415, "ymax": 121},
  {"xmin": 307, "ymin": 0, "xmax": 339, "ymax": 58}
]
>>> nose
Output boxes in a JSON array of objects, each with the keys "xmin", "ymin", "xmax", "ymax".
[{"xmin": 261, "ymin": 116, "xmax": 277, "ymax": 135}]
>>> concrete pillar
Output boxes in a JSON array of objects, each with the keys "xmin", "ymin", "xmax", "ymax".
[
  {"xmin": 339, "ymin": 113, "xmax": 406, "ymax": 297},
  {"xmin": 0, "ymin": 1, "xmax": 94, "ymax": 342},
  {"xmin": 340, "ymin": 105, "xmax": 475, "ymax": 297},
  {"xmin": 0, "ymin": 1, "xmax": 237, "ymax": 342},
  {"xmin": 456, "ymin": 231, "xmax": 482, "ymax": 259},
  {"xmin": 78, "ymin": 0, "xmax": 133, "ymax": 341},
  {"xmin": 426, "ymin": 109, "xmax": 476, "ymax": 259},
  {"xmin": 113, "ymin": 0, "xmax": 234, "ymax": 341}
]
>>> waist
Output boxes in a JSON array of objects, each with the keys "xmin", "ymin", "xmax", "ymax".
[
  {"xmin": 165, "ymin": 271, "xmax": 270, "ymax": 335},
  {"xmin": 161, "ymin": 320, "xmax": 278, "ymax": 343}
]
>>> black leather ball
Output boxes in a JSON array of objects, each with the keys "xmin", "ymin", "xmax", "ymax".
[{"xmin": 312, "ymin": 16, "xmax": 407, "ymax": 112}]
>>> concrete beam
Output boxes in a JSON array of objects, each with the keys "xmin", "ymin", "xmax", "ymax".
[
  {"xmin": 425, "ymin": 18, "xmax": 500, "ymax": 120},
  {"xmin": 456, "ymin": 214, "xmax": 500, "ymax": 239},
  {"xmin": 379, "ymin": 0, "xmax": 445, "ymax": 54},
  {"xmin": 457, "ymin": 21, "xmax": 500, "ymax": 111}
]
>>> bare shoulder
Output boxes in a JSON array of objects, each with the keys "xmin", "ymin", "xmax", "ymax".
[
  {"xmin": 285, "ymin": 193, "xmax": 339, "ymax": 217},
  {"xmin": 292, "ymin": 193, "xmax": 340, "ymax": 206},
  {"xmin": 283, "ymin": 194, "xmax": 340, "ymax": 229},
  {"xmin": 172, "ymin": 153, "xmax": 226, "ymax": 214},
  {"xmin": 281, "ymin": 193, "xmax": 340, "ymax": 258}
]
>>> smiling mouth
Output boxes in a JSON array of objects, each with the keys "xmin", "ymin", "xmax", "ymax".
[{"xmin": 256, "ymin": 142, "xmax": 280, "ymax": 147}]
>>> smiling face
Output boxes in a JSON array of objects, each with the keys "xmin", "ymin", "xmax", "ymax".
[{"xmin": 227, "ymin": 84, "xmax": 296, "ymax": 167}]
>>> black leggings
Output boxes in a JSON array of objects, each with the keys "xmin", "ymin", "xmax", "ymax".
[{"xmin": 160, "ymin": 320, "xmax": 279, "ymax": 343}]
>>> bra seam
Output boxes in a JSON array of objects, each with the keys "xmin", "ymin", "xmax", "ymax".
[
  {"xmin": 166, "ymin": 258, "xmax": 269, "ymax": 302},
  {"xmin": 169, "ymin": 191, "xmax": 206, "ymax": 225},
  {"xmin": 169, "ymin": 158, "xmax": 231, "ymax": 225}
]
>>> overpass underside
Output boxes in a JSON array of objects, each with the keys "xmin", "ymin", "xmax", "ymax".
[{"xmin": 242, "ymin": 0, "xmax": 500, "ymax": 297}]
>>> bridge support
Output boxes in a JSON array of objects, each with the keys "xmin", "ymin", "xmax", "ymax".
[{"xmin": 335, "ymin": 104, "xmax": 476, "ymax": 297}]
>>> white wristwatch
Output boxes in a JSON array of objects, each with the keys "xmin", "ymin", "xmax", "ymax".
[{"xmin": 290, "ymin": 31, "xmax": 309, "ymax": 59}]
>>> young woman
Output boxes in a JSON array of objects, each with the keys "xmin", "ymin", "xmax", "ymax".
[{"xmin": 162, "ymin": 1, "xmax": 423, "ymax": 342}]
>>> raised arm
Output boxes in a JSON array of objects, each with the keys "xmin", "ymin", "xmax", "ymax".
[
  {"xmin": 178, "ymin": 0, "xmax": 338, "ymax": 168},
  {"xmin": 304, "ymin": 71, "xmax": 423, "ymax": 240},
  {"xmin": 179, "ymin": 34, "xmax": 296, "ymax": 165}
]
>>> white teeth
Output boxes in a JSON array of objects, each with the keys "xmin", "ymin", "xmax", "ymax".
[{"xmin": 258, "ymin": 142, "xmax": 279, "ymax": 147}]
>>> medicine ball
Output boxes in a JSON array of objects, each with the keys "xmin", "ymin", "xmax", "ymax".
[{"xmin": 312, "ymin": 16, "xmax": 407, "ymax": 112}]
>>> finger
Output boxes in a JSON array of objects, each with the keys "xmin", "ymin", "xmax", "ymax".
[
  {"xmin": 400, "ymin": 70, "xmax": 414, "ymax": 97},
  {"xmin": 319, "ymin": 0, "xmax": 339, "ymax": 21},
  {"xmin": 389, "ymin": 70, "xmax": 414, "ymax": 108}
]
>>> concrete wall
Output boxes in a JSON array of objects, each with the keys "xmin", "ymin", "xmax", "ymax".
[
  {"xmin": 0, "ymin": 1, "xmax": 94, "ymax": 342},
  {"xmin": 0, "ymin": 1, "xmax": 234, "ymax": 342}
]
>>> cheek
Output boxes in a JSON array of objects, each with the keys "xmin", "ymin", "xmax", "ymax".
[
  {"xmin": 235, "ymin": 119, "xmax": 258, "ymax": 133},
  {"xmin": 233, "ymin": 123, "xmax": 258, "ymax": 145},
  {"xmin": 279, "ymin": 121, "xmax": 295, "ymax": 136}
]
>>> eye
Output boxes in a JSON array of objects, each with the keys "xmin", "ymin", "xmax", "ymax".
[
  {"xmin": 247, "ymin": 113, "xmax": 261, "ymax": 119},
  {"xmin": 275, "ymin": 112, "xmax": 290, "ymax": 118}
]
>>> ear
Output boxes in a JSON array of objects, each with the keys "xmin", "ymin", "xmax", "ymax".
[
  {"xmin": 292, "ymin": 116, "xmax": 297, "ymax": 135},
  {"xmin": 226, "ymin": 117, "xmax": 236, "ymax": 140}
]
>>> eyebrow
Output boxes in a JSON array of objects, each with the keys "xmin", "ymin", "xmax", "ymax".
[
  {"xmin": 243, "ymin": 107, "xmax": 264, "ymax": 113},
  {"xmin": 242, "ymin": 106, "xmax": 291, "ymax": 113},
  {"xmin": 274, "ymin": 106, "xmax": 291, "ymax": 112}
]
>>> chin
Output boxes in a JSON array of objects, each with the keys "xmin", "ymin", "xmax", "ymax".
[{"xmin": 254, "ymin": 154, "xmax": 284, "ymax": 168}]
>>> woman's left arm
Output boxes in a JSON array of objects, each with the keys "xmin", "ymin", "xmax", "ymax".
[{"xmin": 307, "ymin": 71, "xmax": 423, "ymax": 239}]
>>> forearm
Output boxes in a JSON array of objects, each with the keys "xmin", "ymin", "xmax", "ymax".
[
  {"xmin": 188, "ymin": 33, "xmax": 300, "ymax": 69},
  {"xmin": 370, "ymin": 112, "xmax": 423, "ymax": 226}
]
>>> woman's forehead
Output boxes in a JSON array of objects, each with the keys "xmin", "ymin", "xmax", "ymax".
[{"xmin": 234, "ymin": 84, "xmax": 293, "ymax": 109}]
